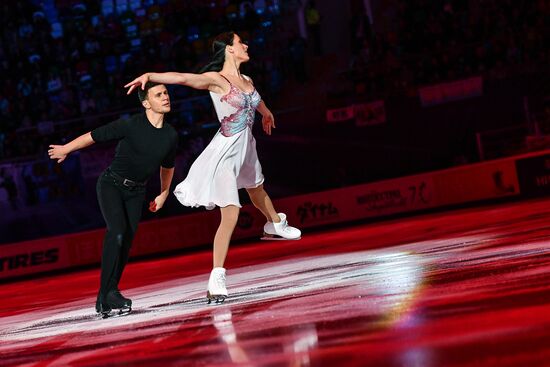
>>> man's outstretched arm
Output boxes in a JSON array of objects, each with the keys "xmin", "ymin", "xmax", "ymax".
[{"xmin": 48, "ymin": 132, "xmax": 95, "ymax": 163}]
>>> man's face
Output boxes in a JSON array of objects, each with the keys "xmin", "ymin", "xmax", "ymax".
[{"xmin": 143, "ymin": 85, "xmax": 170, "ymax": 113}]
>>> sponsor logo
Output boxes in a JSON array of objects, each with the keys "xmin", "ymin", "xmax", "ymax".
[
  {"xmin": 492, "ymin": 170, "xmax": 516, "ymax": 194},
  {"xmin": 356, "ymin": 182, "xmax": 432, "ymax": 212},
  {"xmin": 410, "ymin": 182, "xmax": 432, "ymax": 204},
  {"xmin": 516, "ymin": 155, "xmax": 550, "ymax": 196},
  {"xmin": 297, "ymin": 201, "xmax": 339, "ymax": 224},
  {"xmin": 237, "ymin": 211, "xmax": 254, "ymax": 229},
  {"xmin": 535, "ymin": 174, "xmax": 550, "ymax": 187},
  {"xmin": 356, "ymin": 189, "xmax": 406, "ymax": 212},
  {"xmin": 0, "ymin": 248, "xmax": 59, "ymax": 272}
]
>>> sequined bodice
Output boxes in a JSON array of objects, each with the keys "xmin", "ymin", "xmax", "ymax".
[{"xmin": 210, "ymin": 78, "xmax": 262, "ymax": 137}]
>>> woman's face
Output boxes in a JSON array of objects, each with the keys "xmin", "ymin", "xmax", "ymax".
[{"xmin": 229, "ymin": 34, "xmax": 249, "ymax": 62}]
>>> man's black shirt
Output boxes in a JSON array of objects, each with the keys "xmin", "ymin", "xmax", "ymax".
[{"xmin": 91, "ymin": 113, "xmax": 177, "ymax": 182}]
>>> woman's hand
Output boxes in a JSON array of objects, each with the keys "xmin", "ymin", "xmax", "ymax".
[
  {"xmin": 124, "ymin": 73, "xmax": 150, "ymax": 95},
  {"xmin": 262, "ymin": 111, "xmax": 276, "ymax": 135}
]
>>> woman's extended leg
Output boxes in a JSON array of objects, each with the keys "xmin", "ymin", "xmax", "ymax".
[
  {"xmin": 246, "ymin": 184, "xmax": 301, "ymax": 240},
  {"xmin": 246, "ymin": 184, "xmax": 280, "ymax": 223}
]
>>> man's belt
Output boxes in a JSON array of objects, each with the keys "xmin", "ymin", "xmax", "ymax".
[{"xmin": 106, "ymin": 168, "xmax": 146, "ymax": 188}]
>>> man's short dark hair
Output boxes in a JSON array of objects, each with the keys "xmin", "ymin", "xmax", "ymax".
[{"xmin": 138, "ymin": 82, "xmax": 162, "ymax": 102}]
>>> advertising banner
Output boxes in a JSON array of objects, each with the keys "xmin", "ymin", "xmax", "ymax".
[
  {"xmin": 0, "ymin": 237, "xmax": 72, "ymax": 278},
  {"xmin": 515, "ymin": 153, "xmax": 550, "ymax": 197},
  {"xmin": 3, "ymin": 151, "xmax": 546, "ymax": 280},
  {"xmin": 326, "ymin": 101, "xmax": 386, "ymax": 126},
  {"xmin": 435, "ymin": 160, "xmax": 519, "ymax": 206},
  {"xmin": 326, "ymin": 106, "xmax": 354, "ymax": 123},
  {"xmin": 354, "ymin": 101, "xmax": 386, "ymax": 127},
  {"xmin": 419, "ymin": 76, "xmax": 483, "ymax": 107}
]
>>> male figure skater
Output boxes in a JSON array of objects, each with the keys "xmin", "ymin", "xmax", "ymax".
[{"xmin": 49, "ymin": 82, "xmax": 177, "ymax": 317}]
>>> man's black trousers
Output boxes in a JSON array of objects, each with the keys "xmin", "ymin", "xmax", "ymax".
[{"xmin": 96, "ymin": 170, "xmax": 145, "ymax": 296}]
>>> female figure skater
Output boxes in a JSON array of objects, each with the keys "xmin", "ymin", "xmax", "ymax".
[{"xmin": 125, "ymin": 32, "xmax": 301, "ymax": 303}]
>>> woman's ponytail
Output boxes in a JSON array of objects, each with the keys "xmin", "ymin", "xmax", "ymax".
[{"xmin": 198, "ymin": 31, "xmax": 235, "ymax": 73}]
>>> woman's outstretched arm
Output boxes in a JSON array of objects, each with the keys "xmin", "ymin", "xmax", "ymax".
[{"xmin": 125, "ymin": 72, "xmax": 223, "ymax": 94}]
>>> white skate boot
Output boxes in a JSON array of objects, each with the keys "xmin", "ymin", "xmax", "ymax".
[
  {"xmin": 207, "ymin": 267, "xmax": 228, "ymax": 304},
  {"xmin": 262, "ymin": 213, "xmax": 301, "ymax": 240}
]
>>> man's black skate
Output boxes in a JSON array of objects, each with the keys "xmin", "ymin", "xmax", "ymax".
[{"xmin": 96, "ymin": 289, "xmax": 132, "ymax": 319}]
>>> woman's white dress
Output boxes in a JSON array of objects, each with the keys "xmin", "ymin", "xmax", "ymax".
[{"xmin": 174, "ymin": 76, "xmax": 264, "ymax": 209}]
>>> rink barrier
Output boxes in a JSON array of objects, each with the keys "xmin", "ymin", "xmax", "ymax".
[{"xmin": 1, "ymin": 149, "xmax": 549, "ymax": 280}]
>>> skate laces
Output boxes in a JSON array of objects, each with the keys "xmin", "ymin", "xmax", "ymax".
[
  {"xmin": 215, "ymin": 272, "xmax": 226, "ymax": 289},
  {"xmin": 279, "ymin": 219, "xmax": 294, "ymax": 233},
  {"xmin": 275, "ymin": 218, "xmax": 287, "ymax": 228},
  {"xmin": 281, "ymin": 220, "xmax": 300, "ymax": 235}
]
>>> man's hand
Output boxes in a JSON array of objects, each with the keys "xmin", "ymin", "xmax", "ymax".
[
  {"xmin": 262, "ymin": 111, "xmax": 276, "ymax": 135},
  {"xmin": 149, "ymin": 194, "xmax": 167, "ymax": 212},
  {"xmin": 124, "ymin": 73, "xmax": 150, "ymax": 95},
  {"xmin": 48, "ymin": 145, "xmax": 69, "ymax": 163}
]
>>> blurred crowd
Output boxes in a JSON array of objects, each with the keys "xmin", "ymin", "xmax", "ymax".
[
  {"xmin": 0, "ymin": 0, "xmax": 302, "ymax": 160},
  {"xmin": 348, "ymin": 0, "xmax": 548, "ymax": 98},
  {"xmin": 2, "ymin": 0, "xmax": 548, "ymax": 198}
]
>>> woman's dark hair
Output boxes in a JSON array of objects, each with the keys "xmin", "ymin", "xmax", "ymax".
[{"xmin": 198, "ymin": 31, "xmax": 235, "ymax": 73}]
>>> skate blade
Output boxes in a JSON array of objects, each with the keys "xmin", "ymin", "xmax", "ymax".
[
  {"xmin": 206, "ymin": 291, "xmax": 227, "ymax": 305},
  {"xmin": 98, "ymin": 307, "xmax": 132, "ymax": 319},
  {"xmin": 261, "ymin": 232, "xmax": 301, "ymax": 241}
]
